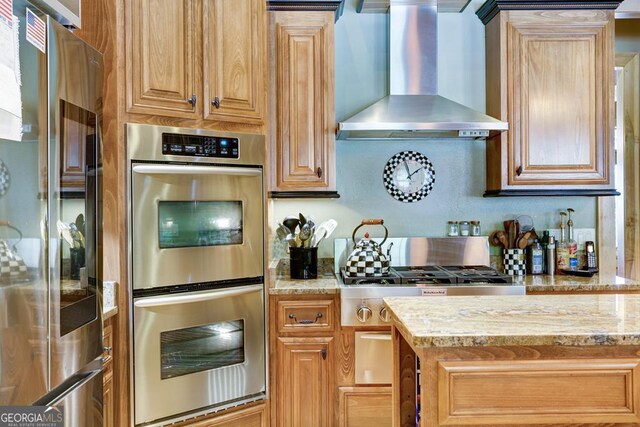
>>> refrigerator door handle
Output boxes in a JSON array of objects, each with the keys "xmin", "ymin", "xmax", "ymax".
[{"xmin": 33, "ymin": 362, "xmax": 102, "ymax": 406}]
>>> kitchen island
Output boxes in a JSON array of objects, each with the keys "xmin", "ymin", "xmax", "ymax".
[{"xmin": 385, "ymin": 295, "xmax": 640, "ymax": 427}]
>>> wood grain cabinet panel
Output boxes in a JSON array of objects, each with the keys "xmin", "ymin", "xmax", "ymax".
[
  {"xmin": 172, "ymin": 403, "xmax": 267, "ymax": 426},
  {"xmin": 204, "ymin": 0, "xmax": 264, "ymax": 124},
  {"xmin": 338, "ymin": 387, "xmax": 392, "ymax": 427},
  {"xmin": 127, "ymin": 0, "xmax": 197, "ymax": 117},
  {"xmin": 127, "ymin": 0, "xmax": 265, "ymax": 124},
  {"xmin": 102, "ymin": 318, "xmax": 114, "ymax": 427},
  {"xmin": 437, "ymin": 358, "xmax": 640, "ymax": 425},
  {"xmin": 277, "ymin": 299, "xmax": 335, "ymax": 334},
  {"xmin": 276, "ymin": 337, "xmax": 334, "ymax": 427},
  {"xmin": 270, "ymin": 12, "xmax": 336, "ymax": 192},
  {"xmin": 483, "ymin": 10, "xmax": 616, "ymax": 194}
]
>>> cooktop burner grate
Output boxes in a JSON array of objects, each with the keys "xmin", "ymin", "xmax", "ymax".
[{"xmin": 341, "ymin": 265, "xmax": 513, "ymax": 285}]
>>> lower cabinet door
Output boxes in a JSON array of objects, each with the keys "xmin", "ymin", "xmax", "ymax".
[
  {"xmin": 338, "ymin": 387, "xmax": 392, "ymax": 427},
  {"xmin": 276, "ymin": 337, "xmax": 334, "ymax": 427}
]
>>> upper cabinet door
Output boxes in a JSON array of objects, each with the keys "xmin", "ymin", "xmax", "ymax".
[
  {"xmin": 482, "ymin": 9, "xmax": 617, "ymax": 195},
  {"xmin": 507, "ymin": 12, "xmax": 614, "ymax": 187},
  {"xmin": 271, "ymin": 12, "xmax": 336, "ymax": 191},
  {"xmin": 204, "ymin": 0, "xmax": 265, "ymax": 125},
  {"xmin": 127, "ymin": 0, "xmax": 198, "ymax": 117}
]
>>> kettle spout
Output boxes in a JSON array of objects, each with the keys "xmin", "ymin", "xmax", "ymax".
[{"xmin": 386, "ymin": 242, "xmax": 394, "ymax": 263}]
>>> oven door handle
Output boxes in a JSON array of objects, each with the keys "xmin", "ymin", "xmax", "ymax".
[
  {"xmin": 359, "ymin": 333, "xmax": 392, "ymax": 341},
  {"xmin": 134, "ymin": 284, "xmax": 263, "ymax": 308},
  {"xmin": 132, "ymin": 164, "xmax": 262, "ymax": 177}
]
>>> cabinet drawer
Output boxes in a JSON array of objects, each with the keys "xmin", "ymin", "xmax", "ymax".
[{"xmin": 277, "ymin": 299, "xmax": 334, "ymax": 334}]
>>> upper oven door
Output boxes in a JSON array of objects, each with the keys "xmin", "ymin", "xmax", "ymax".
[{"xmin": 131, "ymin": 163, "xmax": 263, "ymax": 290}]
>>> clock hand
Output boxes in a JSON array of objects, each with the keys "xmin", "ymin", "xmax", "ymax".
[
  {"xmin": 407, "ymin": 166, "xmax": 424, "ymax": 179},
  {"xmin": 403, "ymin": 161, "xmax": 411, "ymax": 177}
]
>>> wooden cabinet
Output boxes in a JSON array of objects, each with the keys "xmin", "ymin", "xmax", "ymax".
[
  {"xmin": 127, "ymin": 0, "xmax": 197, "ymax": 117},
  {"xmin": 204, "ymin": 0, "xmax": 264, "ymax": 124},
  {"xmin": 126, "ymin": 0, "xmax": 265, "ymax": 124},
  {"xmin": 478, "ymin": 3, "xmax": 620, "ymax": 196},
  {"xmin": 102, "ymin": 317, "xmax": 114, "ymax": 427},
  {"xmin": 270, "ymin": 295, "xmax": 338, "ymax": 426},
  {"xmin": 268, "ymin": 10, "xmax": 337, "ymax": 195},
  {"xmin": 276, "ymin": 337, "xmax": 334, "ymax": 427},
  {"xmin": 171, "ymin": 402, "xmax": 267, "ymax": 427},
  {"xmin": 338, "ymin": 387, "xmax": 392, "ymax": 427}
]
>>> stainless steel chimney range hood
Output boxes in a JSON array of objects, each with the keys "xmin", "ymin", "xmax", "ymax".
[{"xmin": 337, "ymin": 0, "xmax": 509, "ymax": 140}]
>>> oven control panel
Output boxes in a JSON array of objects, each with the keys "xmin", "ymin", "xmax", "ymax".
[{"xmin": 162, "ymin": 133, "xmax": 239, "ymax": 159}]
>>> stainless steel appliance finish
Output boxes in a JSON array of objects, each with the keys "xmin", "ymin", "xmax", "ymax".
[
  {"xmin": 133, "ymin": 284, "xmax": 266, "ymax": 425},
  {"xmin": 127, "ymin": 124, "xmax": 266, "ymax": 425},
  {"xmin": 355, "ymin": 332, "xmax": 392, "ymax": 384},
  {"xmin": 337, "ymin": 237, "xmax": 525, "ymax": 326},
  {"xmin": 128, "ymin": 123, "xmax": 265, "ymax": 290},
  {"xmin": 335, "ymin": 236, "xmax": 492, "ymax": 270},
  {"xmin": 337, "ymin": 0, "xmax": 508, "ymax": 140},
  {"xmin": 0, "ymin": 2, "xmax": 103, "ymax": 423}
]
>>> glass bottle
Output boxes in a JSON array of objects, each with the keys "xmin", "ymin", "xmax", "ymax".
[
  {"xmin": 447, "ymin": 221, "xmax": 459, "ymax": 237},
  {"xmin": 527, "ymin": 239, "xmax": 544, "ymax": 275},
  {"xmin": 459, "ymin": 221, "xmax": 470, "ymax": 236},
  {"xmin": 556, "ymin": 212, "xmax": 570, "ymax": 273},
  {"xmin": 540, "ymin": 230, "xmax": 550, "ymax": 273},
  {"xmin": 566, "ymin": 208, "xmax": 578, "ymax": 270},
  {"xmin": 470, "ymin": 221, "xmax": 481, "ymax": 236}
]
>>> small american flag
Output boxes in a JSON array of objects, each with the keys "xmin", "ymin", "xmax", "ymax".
[
  {"xmin": 0, "ymin": 0, "xmax": 12, "ymax": 26},
  {"xmin": 26, "ymin": 7, "xmax": 45, "ymax": 53}
]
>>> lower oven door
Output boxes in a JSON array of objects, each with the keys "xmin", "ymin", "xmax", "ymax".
[{"xmin": 133, "ymin": 284, "xmax": 265, "ymax": 425}]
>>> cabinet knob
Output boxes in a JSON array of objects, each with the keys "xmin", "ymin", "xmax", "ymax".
[
  {"xmin": 516, "ymin": 166, "xmax": 523, "ymax": 176},
  {"xmin": 187, "ymin": 95, "xmax": 197, "ymax": 107},
  {"xmin": 212, "ymin": 96, "xmax": 221, "ymax": 109},
  {"xmin": 316, "ymin": 167, "xmax": 323, "ymax": 178},
  {"xmin": 103, "ymin": 346, "xmax": 112, "ymax": 352}
]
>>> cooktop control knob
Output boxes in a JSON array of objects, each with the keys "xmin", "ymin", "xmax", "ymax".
[
  {"xmin": 356, "ymin": 305, "xmax": 372, "ymax": 323},
  {"xmin": 379, "ymin": 307, "xmax": 391, "ymax": 322}
]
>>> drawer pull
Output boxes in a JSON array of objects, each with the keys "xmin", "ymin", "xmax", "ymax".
[{"xmin": 288, "ymin": 312, "xmax": 323, "ymax": 325}]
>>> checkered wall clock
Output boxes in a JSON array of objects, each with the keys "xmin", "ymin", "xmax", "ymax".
[{"xmin": 383, "ymin": 151, "xmax": 435, "ymax": 203}]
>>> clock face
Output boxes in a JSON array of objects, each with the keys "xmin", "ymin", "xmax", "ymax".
[{"xmin": 383, "ymin": 151, "xmax": 435, "ymax": 203}]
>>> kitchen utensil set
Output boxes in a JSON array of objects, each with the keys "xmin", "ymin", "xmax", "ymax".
[
  {"xmin": 278, "ymin": 214, "xmax": 336, "ymax": 248},
  {"xmin": 490, "ymin": 216, "xmax": 537, "ymax": 250}
]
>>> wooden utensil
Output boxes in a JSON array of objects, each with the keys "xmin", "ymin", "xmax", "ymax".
[
  {"xmin": 496, "ymin": 231, "xmax": 509, "ymax": 249},
  {"xmin": 489, "ymin": 231, "xmax": 501, "ymax": 247},
  {"xmin": 508, "ymin": 221, "xmax": 517, "ymax": 249},
  {"xmin": 516, "ymin": 231, "xmax": 532, "ymax": 249}
]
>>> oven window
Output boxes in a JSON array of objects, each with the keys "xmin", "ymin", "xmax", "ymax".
[
  {"xmin": 158, "ymin": 201, "xmax": 243, "ymax": 248},
  {"xmin": 160, "ymin": 320, "xmax": 245, "ymax": 379}
]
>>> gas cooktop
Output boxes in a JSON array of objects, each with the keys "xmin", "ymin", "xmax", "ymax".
[{"xmin": 341, "ymin": 265, "xmax": 513, "ymax": 286}]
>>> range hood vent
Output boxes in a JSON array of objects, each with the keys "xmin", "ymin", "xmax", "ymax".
[{"xmin": 337, "ymin": 1, "xmax": 508, "ymax": 140}]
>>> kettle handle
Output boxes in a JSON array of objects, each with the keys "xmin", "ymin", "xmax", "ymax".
[{"xmin": 351, "ymin": 219, "xmax": 388, "ymax": 247}]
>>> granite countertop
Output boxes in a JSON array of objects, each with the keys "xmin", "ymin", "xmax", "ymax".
[
  {"xmin": 268, "ymin": 258, "xmax": 340, "ymax": 295},
  {"xmin": 103, "ymin": 280, "xmax": 118, "ymax": 320},
  {"xmin": 521, "ymin": 273, "xmax": 640, "ymax": 292},
  {"xmin": 384, "ymin": 294, "xmax": 640, "ymax": 349}
]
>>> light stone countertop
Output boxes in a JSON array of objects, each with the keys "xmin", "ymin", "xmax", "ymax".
[
  {"xmin": 103, "ymin": 280, "xmax": 118, "ymax": 320},
  {"xmin": 522, "ymin": 274, "xmax": 640, "ymax": 293},
  {"xmin": 384, "ymin": 294, "xmax": 640, "ymax": 348},
  {"xmin": 268, "ymin": 258, "xmax": 340, "ymax": 295}
]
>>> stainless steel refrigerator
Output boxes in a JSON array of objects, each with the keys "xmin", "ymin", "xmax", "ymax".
[{"xmin": 0, "ymin": 0, "xmax": 103, "ymax": 424}]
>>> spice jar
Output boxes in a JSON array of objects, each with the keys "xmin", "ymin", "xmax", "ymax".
[
  {"xmin": 459, "ymin": 221, "xmax": 470, "ymax": 236},
  {"xmin": 470, "ymin": 221, "xmax": 481, "ymax": 236},
  {"xmin": 447, "ymin": 221, "xmax": 459, "ymax": 237}
]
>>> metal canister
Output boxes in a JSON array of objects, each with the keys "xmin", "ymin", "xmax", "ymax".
[{"xmin": 545, "ymin": 236, "xmax": 556, "ymax": 275}]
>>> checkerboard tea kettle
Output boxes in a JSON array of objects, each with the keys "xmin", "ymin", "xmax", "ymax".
[{"xmin": 344, "ymin": 219, "xmax": 392, "ymax": 277}]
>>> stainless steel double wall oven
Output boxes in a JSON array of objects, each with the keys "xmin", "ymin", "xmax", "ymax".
[{"xmin": 127, "ymin": 124, "xmax": 266, "ymax": 426}]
